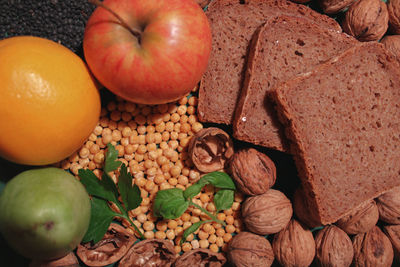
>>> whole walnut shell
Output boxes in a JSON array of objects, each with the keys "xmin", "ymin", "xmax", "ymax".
[
  {"xmin": 272, "ymin": 219, "xmax": 315, "ymax": 267},
  {"xmin": 335, "ymin": 200, "xmax": 379, "ymax": 235},
  {"xmin": 76, "ymin": 223, "xmax": 137, "ymax": 267},
  {"xmin": 342, "ymin": 0, "xmax": 389, "ymax": 41},
  {"xmin": 381, "ymin": 35, "xmax": 400, "ymax": 59},
  {"xmin": 30, "ymin": 252, "xmax": 79, "ymax": 267},
  {"xmin": 315, "ymin": 225, "xmax": 354, "ymax": 267},
  {"xmin": 320, "ymin": 0, "xmax": 357, "ymax": 14},
  {"xmin": 119, "ymin": 239, "xmax": 176, "ymax": 267},
  {"xmin": 241, "ymin": 189, "xmax": 293, "ymax": 235},
  {"xmin": 188, "ymin": 127, "xmax": 234, "ymax": 173},
  {"xmin": 229, "ymin": 148, "xmax": 276, "ymax": 196},
  {"xmin": 227, "ymin": 231, "xmax": 274, "ymax": 267},
  {"xmin": 174, "ymin": 248, "xmax": 226, "ymax": 267},
  {"xmin": 352, "ymin": 226, "xmax": 394, "ymax": 267},
  {"xmin": 388, "ymin": 0, "xmax": 400, "ymax": 33},
  {"xmin": 293, "ymin": 186, "xmax": 322, "ymax": 228},
  {"xmin": 376, "ymin": 186, "xmax": 400, "ymax": 224},
  {"xmin": 383, "ymin": 224, "xmax": 400, "ymax": 260}
]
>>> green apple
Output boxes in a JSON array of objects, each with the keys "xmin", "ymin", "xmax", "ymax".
[{"xmin": 0, "ymin": 167, "xmax": 90, "ymax": 260}]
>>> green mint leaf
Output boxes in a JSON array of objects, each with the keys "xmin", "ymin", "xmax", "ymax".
[
  {"xmin": 118, "ymin": 164, "xmax": 142, "ymax": 211},
  {"xmin": 78, "ymin": 169, "xmax": 118, "ymax": 203},
  {"xmin": 104, "ymin": 143, "xmax": 122, "ymax": 173},
  {"xmin": 153, "ymin": 188, "xmax": 189, "ymax": 219},
  {"xmin": 183, "ymin": 183, "xmax": 203, "ymax": 200},
  {"xmin": 213, "ymin": 189, "xmax": 234, "ymax": 212},
  {"xmin": 82, "ymin": 197, "xmax": 120, "ymax": 244},
  {"xmin": 181, "ymin": 221, "xmax": 204, "ymax": 244},
  {"xmin": 199, "ymin": 172, "xmax": 236, "ymax": 190}
]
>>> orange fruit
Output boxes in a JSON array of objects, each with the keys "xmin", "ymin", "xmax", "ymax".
[{"xmin": 0, "ymin": 36, "xmax": 101, "ymax": 166}]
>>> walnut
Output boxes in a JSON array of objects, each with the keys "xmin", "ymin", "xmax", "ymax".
[
  {"xmin": 335, "ymin": 200, "xmax": 379, "ymax": 235},
  {"xmin": 229, "ymin": 148, "xmax": 276, "ymax": 196},
  {"xmin": 174, "ymin": 248, "xmax": 226, "ymax": 267},
  {"xmin": 315, "ymin": 225, "xmax": 354, "ymax": 267},
  {"xmin": 293, "ymin": 186, "xmax": 322, "ymax": 228},
  {"xmin": 272, "ymin": 219, "xmax": 315, "ymax": 267},
  {"xmin": 188, "ymin": 127, "xmax": 234, "ymax": 173},
  {"xmin": 227, "ymin": 231, "xmax": 274, "ymax": 267},
  {"xmin": 320, "ymin": 0, "xmax": 357, "ymax": 14},
  {"xmin": 352, "ymin": 226, "xmax": 394, "ymax": 267},
  {"xmin": 29, "ymin": 252, "xmax": 79, "ymax": 267},
  {"xmin": 381, "ymin": 35, "xmax": 400, "ymax": 60},
  {"xmin": 388, "ymin": 0, "xmax": 400, "ymax": 33},
  {"xmin": 342, "ymin": 0, "xmax": 389, "ymax": 41},
  {"xmin": 241, "ymin": 189, "xmax": 292, "ymax": 235},
  {"xmin": 376, "ymin": 186, "xmax": 400, "ymax": 224},
  {"xmin": 196, "ymin": 0, "xmax": 211, "ymax": 8},
  {"xmin": 76, "ymin": 223, "xmax": 137, "ymax": 266},
  {"xmin": 119, "ymin": 239, "xmax": 176, "ymax": 267},
  {"xmin": 383, "ymin": 225, "xmax": 400, "ymax": 260}
]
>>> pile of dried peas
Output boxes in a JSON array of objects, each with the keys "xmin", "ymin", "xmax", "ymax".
[{"xmin": 53, "ymin": 87, "xmax": 245, "ymax": 254}]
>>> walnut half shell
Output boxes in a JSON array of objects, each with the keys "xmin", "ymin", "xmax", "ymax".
[
  {"xmin": 174, "ymin": 248, "xmax": 226, "ymax": 267},
  {"xmin": 188, "ymin": 127, "xmax": 234, "ymax": 173},
  {"xmin": 76, "ymin": 223, "xmax": 136, "ymax": 267},
  {"xmin": 119, "ymin": 239, "xmax": 176, "ymax": 267}
]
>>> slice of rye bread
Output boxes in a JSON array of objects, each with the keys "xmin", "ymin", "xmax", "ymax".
[
  {"xmin": 233, "ymin": 15, "xmax": 357, "ymax": 152},
  {"xmin": 271, "ymin": 42, "xmax": 400, "ymax": 225},
  {"xmin": 197, "ymin": 0, "xmax": 341, "ymax": 125}
]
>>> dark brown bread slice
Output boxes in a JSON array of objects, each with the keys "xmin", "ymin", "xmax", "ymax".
[
  {"xmin": 197, "ymin": 0, "xmax": 341, "ymax": 125},
  {"xmin": 272, "ymin": 42, "xmax": 400, "ymax": 225},
  {"xmin": 233, "ymin": 15, "xmax": 357, "ymax": 152}
]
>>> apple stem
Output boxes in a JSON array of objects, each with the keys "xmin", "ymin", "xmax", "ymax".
[{"xmin": 89, "ymin": 0, "xmax": 142, "ymax": 44}]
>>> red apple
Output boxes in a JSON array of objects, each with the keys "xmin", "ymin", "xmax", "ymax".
[{"xmin": 83, "ymin": 0, "xmax": 212, "ymax": 104}]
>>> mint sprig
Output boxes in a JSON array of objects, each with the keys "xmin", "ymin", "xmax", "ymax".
[
  {"xmin": 79, "ymin": 143, "xmax": 144, "ymax": 243},
  {"xmin": 153, "ymin": 171, "xmax": 236, "ymax": 244}
]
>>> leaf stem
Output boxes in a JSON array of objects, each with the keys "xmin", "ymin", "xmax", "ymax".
[
  {"xmin": 114, "ymin": 200, "xmax": 145, "ymax": 239},
  {"xmin": 189, "ymin": 201, "xmax": 226, "ymax": 226}
]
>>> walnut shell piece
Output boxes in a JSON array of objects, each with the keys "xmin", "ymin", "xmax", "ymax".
[
  {"xmin": 174, "ymin": 248, "xmax": 226, "ymax": 267},
  {"xmin": 242, "ymin": 189, "xmax": 292, "ymax": 235},
  {"xmin": 383, "ymin": 224, "xmax": 400, "ymax": 260},
  {"xmin": 119, "ymin": 239, "xmax": 176, "ymax": 267},
  {"xmin": 76, "ymin": 223, "xmax": 136, "ymax": 267},
  {"xmin": 352, "ymin": 226, "xmax": 394, "ymax": 267},
  {"xmin": 229, "ymin": 148, "xmax": 276, "ymax": 196},
  {"xmin": 29, "ymin": 252, "xmax": 79, "ymax": 267},
  {"xmin": 381, "ymin": 35, "xmax": 400, "ymax": 59},
  {"xmin": 388, "ymin": 0, "xmax": 400, "ymax": 33},
  {"xmin": 342, "ymin": 0, "xmax": 389, "ymax": 41},
  {"xmin": 315, "ymin": 225, "xmax": 354, "ymax": 267},
  {"xmin": 320, "ymin": 0, "xmax": 357, "ymax": 14},
  {"xmin": 188, "ymin": 127, "xmax": 234, "ymax": 173},
  {"xmin": 227, "ymin": 231, "xmax": 274, "ymax": 267},
  {"xmin": 335, "ymin": 200, "xmax": 379, "ymax": 235},
  {"xmin": 272, "ymin": 219, "xmax": 315, "ymax": 267},
  {"xmin": 376, "ymin": 186, "xmax": 400, "ymax": 224}
]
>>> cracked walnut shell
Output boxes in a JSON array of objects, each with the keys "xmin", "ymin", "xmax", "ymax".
[
  {"xmin": 335, "ymin": 200, "xmax": 379, "ymax": 235},
  {"xmin": 229, "ymin": 148, "xmax": 276, "ymax": 196},
  {"xmin": 315, "ymin": 225, "xmax": 354, "ymax": 267},
  {"xmin": 342, "ymin": 0, "xmax": 389, "ymax": 41},
  {"xmin": 174, "ymin": 248, "xmax": 226, "ymax": 267},
  {"xmin": 188, "ymin": 127, "xmax": 234, "ymax": 173},
  {"xmin": 352, "ymin": 226, "xmax": 394, "ymax": 267},
  {"xmin": 376, "ymin": 186, "xmax": 400, "ymax": 224},
  {"xmin": 227, "ymin": 231, "xmax": 274, "ymax": 267},
  {"xmin": 242, "ymin": 189, "xmax": 292, "ymax": 235},
  {"xmin": 272, "ymin": 219, "xmax": 315, "ymax": 267},
  {"xmin": 76, "ymin": 223, "xmax": 136, "ymax": 267}
]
